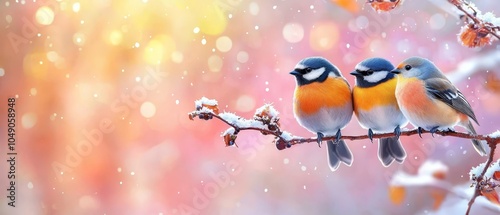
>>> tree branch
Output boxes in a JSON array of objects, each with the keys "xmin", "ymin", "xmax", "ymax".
[
  {"xmin": 448, "ymin": 0, "xmax": 500, "ymax": 47},
  {"xmin": 190, "ymin": 99, "xmax": 500, "ymax": 215},
  {"xmin": 466, "ymin": 142, "xmax": 498, "ymax": 215}
]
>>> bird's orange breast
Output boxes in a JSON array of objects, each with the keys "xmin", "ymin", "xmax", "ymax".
[
  {"xmin": 294, "ymin": 77, "xmax": 352, "ymax": 115},
  {"xmin": 395, "ymin": 77, "xmax": 429, "ymax": 113},
  {"xmin": 353, "ymin": 78, "xmax": 399, "ymax": 112},
  {"xmin": 396, "ymin": 76, "xmax": 463, "ymax": 125}
]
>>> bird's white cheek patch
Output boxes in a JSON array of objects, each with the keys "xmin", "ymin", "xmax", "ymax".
[
  {"xmin": 355, "ymin": 64, "xmax": 369, "ymax": 71},
  {"xmin": 295, "ymin": 63, "xmax": 306, "ymax": 70},
  {"xmin": 303, "ymin": 67, "xmax": 325, "ymax": 81},
  {"xmin": 363, "ymin": 71, "xmax": 388, "ymax": 83}
]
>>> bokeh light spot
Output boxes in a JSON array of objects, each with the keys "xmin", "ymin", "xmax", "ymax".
[
  {"xmin": 73, "ymin": 2, "xmax": 81, "ymax": 13},
  {"xmin": 236, "ymin": 95, "xmax": 255, "ymax": 112},
  {"xmin": 73, "ymin": 32, "xmax": 86, "ymax": 46},
  {"xmin": 6, "ymin": 15, "xmax": 12, "ymax": 23},
  {"xmin": 108, "ymin": 30, "xmax": 123, "ymax": 46},
  {"xmin": 78, "ymin": 195, "xmax": 99, "ymax": 210},
  {"xmin": 237, "ymin": 51, "xmax": 249, "ymax": 63},
  {"xmin": 171, "ymin": 51, "xmax": 183, "ymax": 63},
  {"xmin": 35, "ymin": 6, "xmax": 55, "ymax": 26},
  {"xmin": 22, "ymin": 113, "xmax": 37, "ymax": 129},
  {"xmin": 140, "ymin": 102, "xmax": 156, "ymax": 118},
  {"xmin": 283, "ymin": 22, "xmax": 304, "ymax": 43},
  {"xmin": 199, "ymin": 5, "xmax": 227, "ymax": 35},
  {"xmin": 249, "ymin": 2, "xmax": 259, "ymax": 15},
  {"xmin": 0, "ymin": 68, "xmax": 4, "ymax": 77},
  {"xmin": 143, "ymin": 35, "xmax": 176, "ymax": 64},
  {"xmin": 208, "ymin": 55, "xmax": 223, "ymax": 72},
  {"xmin": 23, "ymin": 53, "xmax": 49, "ymax": 79},
  {"xmin": 216, "ymin": 36, "xmax": 232, "ymax": 52},
  {"xmin": 310, "ymin": 21, "xmax": 339, "ymax": 51},
  {"xmin": 355, "ymin": 16, "xmax": 369, "ymax": 29},
  {"xmin": 46, "ymin": 51, "xmax": 59, "ymax": 62},
  {"xmin": 30, "ymin": 88, "xmax": 37, "ymax": 96},
  {"xmin": 430, "ymin": 13, "xmax": 446, "ymax": 30}
]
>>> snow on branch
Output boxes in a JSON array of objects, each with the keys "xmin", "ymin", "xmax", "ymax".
[
  {"xmin": 390, "ymin": 160, "xmax": 500, "ymax": 214},
  {"xmin": 449, "ymin": 0, "xmax": 500, "ymax": 48},
  {"xmin": 366, "ymin": 0, "xmax": 500, "ymax": 48},
  {"xmin": 188, "ymin": 98, "xmax": 500, "ymax": 214}
]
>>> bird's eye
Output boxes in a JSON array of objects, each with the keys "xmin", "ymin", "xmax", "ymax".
[
  {"xmin": 405, "ymin": 65, "xmax": 412, "ymax": 70},
  {"xmin": 366, "ymin": 70, "xmax": 374, "ymax": 75},
  {"xmin": 304, "ymin": 68, "xmax": 313, "ymax": 73}
]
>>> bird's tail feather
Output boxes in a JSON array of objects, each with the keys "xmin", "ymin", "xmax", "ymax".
[
  {"xmin": 326, "ymin": 140, "xmax": 353, "ymax": 171},
  {"xmin": 378, "ymin": 137, "xmax": 406, "ymax": 167},
  {"xmin": 465, "ymin": 121, "xmax": 488, "ymax": 156}
]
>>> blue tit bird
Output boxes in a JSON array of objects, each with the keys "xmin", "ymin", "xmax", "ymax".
[
  {"xmin": 290, "ymin": 57, "xmax": 354, "ymax": 171},
  {"xmin": 391, "ymin": 57, "xmax": 487, "ymax": 156},
  {"xmin": 350, "ymin": 58, "xmax": 409, "ymax": 167}
]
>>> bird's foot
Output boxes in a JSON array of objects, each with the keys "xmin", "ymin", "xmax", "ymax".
[
  {"xmin": 394, "ymin": 125, "xmax": 401, "ymax": 140},
  {"xmin": 316, "ymin": 132, "xmax": 324, "ymax": 148},
  {"xmin": 417, "ymin": 127, "xmax": 424, "ymax": 138},
  {"xmin": 368, "ymin": 129, "xmax": 374, "ymax": 143},
  {"xmin": 430, "ymin": 126, "xmax": 439, "ymax": 137},
  {"xmin": 335, "ymin": 130, "xmax": 342, "ymax": 143}
]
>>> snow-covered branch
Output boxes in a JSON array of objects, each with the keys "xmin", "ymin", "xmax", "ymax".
[
  {"xmin": 449, "ymin": 0, "xmax": 500, "ymax": 48},
  {"xmin": 189, "ymin": 97, "xmax": 500, "ymax": 149},
  {"xmin": 189, "ymin": 97, "xmax": 500, "ymax": 215}
]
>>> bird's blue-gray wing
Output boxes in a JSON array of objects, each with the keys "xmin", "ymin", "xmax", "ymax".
[{"xmin": 424, "ymin": 78, "xmax": 478, "ymax": 125}]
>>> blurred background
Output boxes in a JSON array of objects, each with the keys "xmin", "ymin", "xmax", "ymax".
[{"xmin": 1, "ymin": 0, "xmax": 500, "ymax": 214}]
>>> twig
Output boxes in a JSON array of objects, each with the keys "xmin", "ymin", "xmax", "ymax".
[
  {"xmin": 466, "ymin": 142, "xmax": 498, "ymax": 215},
  {"xmin": 450, "ymin": 0, "xmax": 500, "ymax": 42},
  {"xmin": 190, "ymin": 111, "xmax": 500, "ymax": 149},
  {"xmin": 189, "ymin": 103, "xmax": 500, "ymax": 214}
]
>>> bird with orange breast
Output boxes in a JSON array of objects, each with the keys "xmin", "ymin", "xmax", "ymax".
[
  {"xmin": 290, "ymin": 57, "xmax": 353, "ymax": 171},
  {"xmin": 351, "ymin": 58, "xmax": 408, "ymax": 167},
  {"xmin": 391, "ymin": 57, "xmax": 487, "ymax": 156}
]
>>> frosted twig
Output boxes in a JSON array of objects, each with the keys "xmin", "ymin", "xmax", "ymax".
[{"xmin": 189, "ymin": 98, "xmax": 500, "ymax": 214}]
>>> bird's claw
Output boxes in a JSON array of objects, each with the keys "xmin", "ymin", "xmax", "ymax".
[
  {"xmin": 394, "ymin": 125, "xmax": 401, "ymax": 139},
  {"xmin": 317, "ymin": 132, "xmax": 324, "ymax": 148},
  {"xmin": 368, "ymin": 129, "xmax": 374, "ymax": 143},
  {"xmin": 335, "ymin": 130, "xmax": 342, "ymax": 143},
  {"xmin": 430, "ymin": 126, "xmax": 439, "ymax": 137},
  {"xmin": 417, "ymin": 127, "xmax": 424, "ymax": 138}
]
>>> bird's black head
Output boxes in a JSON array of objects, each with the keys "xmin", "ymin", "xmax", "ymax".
[
  {"xmin": 350, "ymin": 57, "xmax": 395, "ymax": 88},
  {"xmin": 290, "ymin": 57, "xmax": 342, "ymax": 86}
]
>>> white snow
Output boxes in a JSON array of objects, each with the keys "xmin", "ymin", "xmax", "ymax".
[
  {"xmin": 469, "ymin": 159, "xmax": 500, "ymax": 180},
  {"xmin": 219, "ymin": 112, "xmax": 266, "ymax": 129},
  {"xmin": 469, "ymin": 162, "xmax": 487, "ymax": 180},
  {"xmin": 390, "ymin": 171, "xmax": 443, "ymax": 187},
  {"xmin": 418, "ymin": 160, "xmax": 449, "ymax": 176},
  {"xmin": 448, "ymin": 50, "xmax": 500, "ymax": 83},
  {"xmin": 280, "ymin": 131, "xmax": 294, "ymax": 141},
  {"xmin": 199, "ymin": 106, "xmax": 215, "ymax": 114},
  {"xmin": 391, "ymin": 160, "xmax": 448, "ymax": 187},
  {"xmin": 463, "ymin": 3, "xmax": 481, "ymax": 17},
  {"xmin": 254, "ymin": 104, "xmax": 279, "ymax": 120},
  {"xmin": 222, "ymin": 127, "xmax": 235, "ymax": 136},
  {"xmin": 470, "ymin": 162, "xmax": 487, "ymax": 180},
  {"xmin": 485, "ymin": 160, "xmax": 500, "ymax": 179},
  {"xmin": 479, "ymin": 12, "xmax": 497, "ymax": 23},
  {"xmin": 489, "ymin": 130, "xmax": 500, "ymax": 138},
  {"xmin": 195, "ymin": 97, "xmax": 218, "ymax": 108}
]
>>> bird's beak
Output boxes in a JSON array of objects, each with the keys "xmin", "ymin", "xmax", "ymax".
[
  {"xmin": 390, "ymin": 69, "xmax": 401, "ymax": 74},
  {"xmin": 289, "ymin": 70, "xmax": 301, "ymax": 76},
  {"xmin": 350, "ymin": 70, "xmax": 361, "ymax": 76}
]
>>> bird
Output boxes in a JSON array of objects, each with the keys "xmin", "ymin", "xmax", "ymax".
[
  {"xmin": 391, "ymin": 57, "xmax": 487, "ymax": 156},
  {"xmin": 290, "ymin": 57, "xmax": 354, "ymax": 171},
  {"xmin": 350, "ymin": 57, "xmax": 409, "ymax": 167}
]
